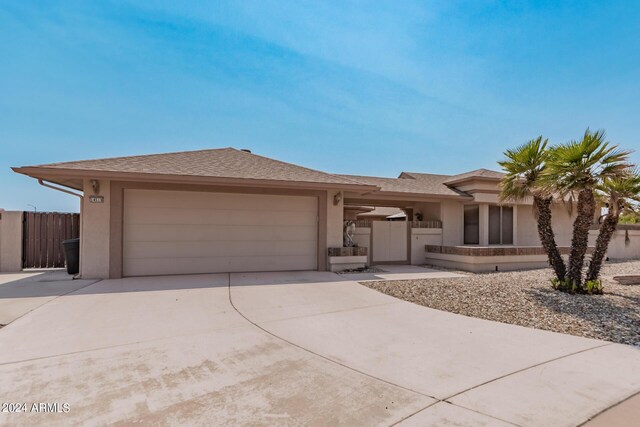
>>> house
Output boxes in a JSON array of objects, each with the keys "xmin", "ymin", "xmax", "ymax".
[{"xmin": 13, "ymin": 147, "xmax": 577, "ymax": 279}]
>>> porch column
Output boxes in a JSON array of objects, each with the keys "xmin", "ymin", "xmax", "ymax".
[
  {"xmin": 479, "ymin": 204, "xmax": 489, "ymax": 246},
  {"xmin": 512, "ymin": 205, "xmax": 518, "ymax": 245}
]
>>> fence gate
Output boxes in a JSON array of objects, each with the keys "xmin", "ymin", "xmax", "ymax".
[{"xmin": 22, "ymin": 212, "xmax": 80, "ymax": 269}]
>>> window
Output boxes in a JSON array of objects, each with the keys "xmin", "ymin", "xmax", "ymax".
[
  {"xmin": 464, "ymin": 205, "xmax": 480, "ymax": 244},
  {"xmin": 489, "ymin": 205, "xmax": 513, "ymax": 245}
]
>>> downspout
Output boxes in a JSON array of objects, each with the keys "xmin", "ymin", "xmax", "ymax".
[{"xmin": 37, "ymin": 179, "xmax": 84, "ymax": 278}]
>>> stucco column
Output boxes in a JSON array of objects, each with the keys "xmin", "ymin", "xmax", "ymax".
[
  {"xmin": 80, "ymin": 179, "xmax": 111, "ymax": 279},
  {"xmin": 479, "ymin": 204, "xmax": 489, "ymax": 246},
  {"xmin": 0, "ymin": 210, "xmax": 23, "ymax": 272},
  {"xmin": 326, "ymin": 189, "xmax": 344, "ymax": 248},
  {"xmin": 512, "ymin": 204, "xmax": 518, "ymax": 245}
]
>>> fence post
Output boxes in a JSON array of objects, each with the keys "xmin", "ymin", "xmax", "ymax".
[{"xmin": 0, "ymin": 210, "xmax": 24, "ymax": 272}]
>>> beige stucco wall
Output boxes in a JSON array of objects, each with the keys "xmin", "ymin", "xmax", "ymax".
[
  {"xmin": 517, "ymin": 204, "xmax": 574, "ymax": 247},
  {"xmin": 80, "ymin": 179, "xmax": 111, "ymax": 279},
  {"xmin": 0, "ymin": 210, "xmax": 23, "ymax": 272},
  {"xmin": 326, "ymin": 190, "xmax": 344, "ymax": 249},
  {"xmin": 441, "ymin": 200, "xmax": 464, "ymax": 246},
  {"xmin": 413, "ymin": 202, "xmax": 441, "ymax": 221},
  {"xmin": 425, "ymin": 252, "xmax": 554, "ymax": 272},
  {"xmin": 589, "ymin": 229, "xmax": 640, "ymax": 260},
  {"xmin": 353, "ymin": 227, "xmax": 371, "ymax": 265},
  {"xmin": 410, "ymin": 228, "xmax": 442, "ymax": 265}
]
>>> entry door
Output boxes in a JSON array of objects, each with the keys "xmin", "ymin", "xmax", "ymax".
[{"xmin": 372, "ymin": 221, "xmax": 408, "ymax": 263}]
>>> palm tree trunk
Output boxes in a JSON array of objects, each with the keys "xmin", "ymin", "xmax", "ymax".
[
  {"xmin": 567, "ymin": 189, "xmax": 596, "ymax": 287},
  {"xmin": 586, "ymin": 213, "xmax": 619, "ymax": 282},
  {"xmin": 533, "ymin": 196, "xmax": 566, "ymax": 280}
]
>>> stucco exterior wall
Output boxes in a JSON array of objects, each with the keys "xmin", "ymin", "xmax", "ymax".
[
  {"xmin": 326, "ymin": 190, "xmax": 344, "ymax": 249},
  {"xmin": 589, "ymin": 229, "xmax": 640, "ymax": 260},
  {"xmin": 0, "ymin": 210, "xmax": 23, "ymax": 272},
  {"xmin": 80, "ymin": 179, "xmax": 111, "ymax": 279},
  {"xmin": 410, "ymin": 228, "xmax": 442, "ymax": 265},
  {"xmin": 517, "ymin": 204, "xmax": 575, "ymax": 247},
  {"xmin": 353, "ymin": 227, "xmax": 371, "ymax": 265},
  {"xmin": 413, "ymin": 202, "xmax": 441, "ymax": 221},
  {"xmin": 441, "ymin": 200, "xmax": 464, "ymax": 246}
]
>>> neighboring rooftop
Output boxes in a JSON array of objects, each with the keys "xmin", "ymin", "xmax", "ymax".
[
  {"xmin": 337, "ymin": 173, "xmax": 469, "ymax": 198},
  {"xmin": 442, "ymin": 168, "xmax": 504, "ymax": 185},
  {"xmin": 356, "ymin": 206, "xmax": 406, "ymax": 218}
]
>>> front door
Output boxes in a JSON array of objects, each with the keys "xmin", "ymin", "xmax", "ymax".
[{"xmin": 372, "ymin": 221, "xmax": 408, "ymax": 263}]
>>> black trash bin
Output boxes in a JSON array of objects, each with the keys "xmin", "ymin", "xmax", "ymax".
[{"xmin": 62, "ymin": 238, "xmax": 80, "ymax": 275}]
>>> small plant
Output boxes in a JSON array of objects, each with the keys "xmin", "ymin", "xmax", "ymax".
[
  {"xmin": 551, "ymin": 278, "xmax": 603, "ymax": 295},
  {"xmin": 584, "ymin": 279, "xmax": 604, "ymax": 295}
]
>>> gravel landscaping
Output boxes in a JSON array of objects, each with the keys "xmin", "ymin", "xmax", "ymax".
[{"xmin": 362, "ymin": 260, "xmax": 640, "ymax": 346}]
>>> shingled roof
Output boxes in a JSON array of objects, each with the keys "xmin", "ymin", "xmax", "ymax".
[
  {"xmin": 13, "ymin": 148, "xmax": 375, "ymax": 190},
  {"xmin": 442, "ymin": 168, "xmax": 504, "ymax": 185},
  {"xmin": 338, "ymin": 173, "xmax": 470, "ymax": 198}
]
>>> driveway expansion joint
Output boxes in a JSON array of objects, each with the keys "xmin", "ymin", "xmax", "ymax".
[
  {"xmin": 442, "ymin": 342, "xmax": 613, "ymax": 402},
  {"xmin": 258, "ymin": 300, "xmax": 402, "ymax": 325},
  {"xmin": 0, "ymin": 278, "xmax": 102, "ymax": 332},
  {"xmin": 227, "ymin": 273, "xmax": 439, "ymax": 401},
  {"xmin": 0, "ymin": 324, "xmax": 252, "ymax": 367}
]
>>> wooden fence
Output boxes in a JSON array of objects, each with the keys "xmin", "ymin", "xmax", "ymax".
[{"xmin": 22, "ymin": 212, "xmax": 80, "ymax": 269}]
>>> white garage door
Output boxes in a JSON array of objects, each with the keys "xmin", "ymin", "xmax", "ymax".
[{"xmin": 123, "ymin": 189, "xmax": 318, "ymax": 276}]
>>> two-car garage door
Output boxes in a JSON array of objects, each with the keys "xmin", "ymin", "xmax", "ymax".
[{"xmin": 123, "ymin": 189, "xmax": 318, "ymax": 276}]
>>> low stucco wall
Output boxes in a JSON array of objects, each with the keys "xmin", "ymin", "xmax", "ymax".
[
  {"xmin": 589, "ymin": 228, "xmax": 640, "ymax": 260},
  {"xmin": 0, "ymin": 210, "xmax": 23, "ymax": 272},
  {"xmin": 410, "ymin": 228, "xmax": 442, "ymax": 265},
  {"xmin": 353, "ymin": 227, "xmax": 371, "ymax": 266},
  {"xmin": 424, "ymin": 252, "xmax": 556, "ymax": 273}
]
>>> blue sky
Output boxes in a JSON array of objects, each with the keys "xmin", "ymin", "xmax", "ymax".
[{"xmin": 1, "ymin": 1, "xmax": 639, "ymax": 212}]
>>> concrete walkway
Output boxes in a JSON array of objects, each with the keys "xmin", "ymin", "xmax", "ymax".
[{"xmin": 0, "ymin": 271, "xmax": 638, "ymax": 426}]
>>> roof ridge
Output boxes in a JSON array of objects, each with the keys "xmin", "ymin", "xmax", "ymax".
[
  {"xmin": 400, "ymin": 171, "xmax": 454, "ymax": 179},
  {"xmin": 337, "ymin": 173, "xmax": 404, "ymax": 180},
  {"xmin": 240, "ymin": 151, "xmax": 368, "ymax": 186}
]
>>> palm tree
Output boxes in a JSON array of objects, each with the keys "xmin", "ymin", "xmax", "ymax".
[
  {"xmin": 541, "ymin": 129, "xmax": 632, "ymax": 291},
  {"xmin": 586, "ymin": 171, "xmax": 640, "ymax": 283},
  {"xmin": 498, "ymin": 136, "xmax": 566, "ymax": 280}
]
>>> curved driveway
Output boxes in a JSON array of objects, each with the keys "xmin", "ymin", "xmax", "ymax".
[{"xmin": 0, "ymin": 271, "xmax": 638, "ymax": 426}]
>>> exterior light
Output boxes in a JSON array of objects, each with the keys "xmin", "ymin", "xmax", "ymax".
[{"xmin": 90, "ymin": 179, "xmax": 100, "ymax": 195}]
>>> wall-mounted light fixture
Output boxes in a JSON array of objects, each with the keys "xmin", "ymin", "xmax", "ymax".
[
  {"xmin": 90, "ymin": 179, "xmax": 100, "ymax": 195},
  {"xmin": 333, "ymin": 192, "xmax": 342, "ymax": 206}
]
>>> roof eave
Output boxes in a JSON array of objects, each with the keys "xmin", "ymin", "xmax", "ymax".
[
  {"xmin": 12, "ymin": 167, "xmax": 380, "ymax": 192},
  {"xmin": 357, "ymin": 190, "xmax": 473, "ymax": 200},
  {"xmin": 444, "ymin": 177, "xmax": 503, "ymax": 186}
]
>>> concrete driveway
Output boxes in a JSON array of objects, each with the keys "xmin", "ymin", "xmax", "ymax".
[{"xmin": 0, "ymin": 270, "xmax": 639, "ymax": 426}]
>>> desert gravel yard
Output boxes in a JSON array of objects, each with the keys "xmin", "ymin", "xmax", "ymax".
[{"xmin": 363, "ymin": 260, "xmax": 640, "ymax": 347}]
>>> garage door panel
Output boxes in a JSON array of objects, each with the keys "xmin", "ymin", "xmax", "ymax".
[
  {"xmin": 125, "ymin": 240, "xmax": 317, "ymax": 259},
  {"xmin": 125, "ymin": 254, "xmax": 318, "ymax": 276},
  {"xmin": 126, "ymin": 207, "xmax": 317, "ymax": 227},
  {"xmin": 123, "ymin": 190, "xmax": 318, "ymax": 276},
  {"xmin": 125, "ymin": 224, "xmax": 318, "ymax": 242},
  {"xmin": 126, "ymin": 191, "xmax": 317, "ymax": 212}
]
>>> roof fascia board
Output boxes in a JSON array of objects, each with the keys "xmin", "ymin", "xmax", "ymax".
[{"xmin": 445, "ymin": 176, "xmax": 503, "ymax": 186}]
